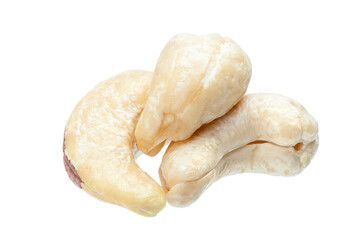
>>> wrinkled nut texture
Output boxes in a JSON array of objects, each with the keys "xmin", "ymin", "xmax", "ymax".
[
  {"xmin": 135, "ymin": 33, "xmax": 252, "ymax": 155},
  {"xmin": 64, "ymin": 70, "xmax": 166, "ymax": 216},
  {"xmin": 160, "ymin": 93, "xmax": 319, "ymax": 207}
]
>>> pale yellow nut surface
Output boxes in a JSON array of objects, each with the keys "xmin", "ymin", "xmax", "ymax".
[
  {"xmin": 160, "ymin": 93, "xmax": 319, "ymax": 207},
  {"xmin": 64, "ymin": 70, "xmax": 166, "ymax": 216},
  {"xmin": 135, "ymin": 33, "xmax": 252, "ymax": 155}
]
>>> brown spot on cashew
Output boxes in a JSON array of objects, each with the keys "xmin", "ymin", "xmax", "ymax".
[{"xmin": 63, "ymin": 133, "xmax": 82, "ymax": 188}]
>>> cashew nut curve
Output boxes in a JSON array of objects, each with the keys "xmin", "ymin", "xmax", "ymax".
[
  {"xmin": 63, "ymin": 70, "xmax": 166, "ymax": 216},
  {"xmin": 135, "ymin": 33, "xmax": 252, "ymax": 155},
  {"xmin": 159, "ymin": 93, "xmax": 319, "ymax": 207}
]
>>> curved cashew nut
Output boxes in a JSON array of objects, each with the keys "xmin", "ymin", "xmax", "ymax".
[
  {"xmin": 135, "ymin": 33, "xmax": 252, "ymax": 155},
  {"xmin": 63, "ymin": 70, "xmax": 166, "ymax": 216},
  {"xmin": 160, "ymin": 93, "xmax": 319, "ymax": 207}
]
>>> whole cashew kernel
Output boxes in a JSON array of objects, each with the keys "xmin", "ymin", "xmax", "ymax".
[
  {"xmin": 159, "ymin": 93, "xmax": 319, "ymax": 207},
  {"xmin": 63, "ymin": 70, "xmax": 166, "ymax": 216},
  {"xmin": 135, "ymin": 33, "xmax": 252, "ymax": 156}
]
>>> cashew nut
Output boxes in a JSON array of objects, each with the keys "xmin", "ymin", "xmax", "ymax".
[
  {"xmin": 63, "ymin": 70, "xmax": 166, "ymax": 216},
  {"xmin": 135, "ymin": 33, "xmax": 252, "ymax": 155},
  {"xmin": 159, "ymin": 93, "xmax": 319, "ymax": 207}
]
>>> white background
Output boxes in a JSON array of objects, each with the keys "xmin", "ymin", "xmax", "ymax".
[{"xmin": 1, "ymin": 0, "xmax": 359, "ymax": 239}]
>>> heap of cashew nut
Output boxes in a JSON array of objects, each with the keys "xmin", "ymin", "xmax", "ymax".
[{"xmin": 63, "ymin": 33, "xmax": 319, "ymax": 216}]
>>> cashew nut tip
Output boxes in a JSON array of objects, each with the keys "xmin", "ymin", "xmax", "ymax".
[
  {"xmin": 160, "ymin": 93, "xmax": 319, "ymax": 207},
  {"xmin": 135, "ymin": 33, "xmax": 252, "ymax": 156},
  {"xmin": 63, "ymin": 70, "xmax": 166, "ymax": 216}
]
